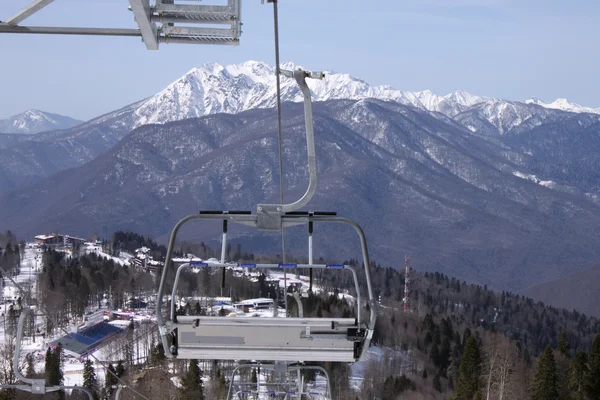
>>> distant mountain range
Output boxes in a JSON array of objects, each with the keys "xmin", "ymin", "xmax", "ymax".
[
  {"xmin": 2, "ymin": 98, "xmax": 600, "ymax": 294},
  {"xmin": 0, "ymin": 109, "xmax": 82, "ymax": 135},
  {"xmin": 1, "ymin": 61, "xmax": 599, "ymax": 196},
  {"xmin": 2, "ymin": 60, "xmax": 600, "ymax": 299}
]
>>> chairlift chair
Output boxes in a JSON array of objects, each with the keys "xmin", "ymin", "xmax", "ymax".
[
  {"xmin": 7, "ymin": 308, "xmax": 95, "ymax": 399},
  {"xmin": 156, "ymin": 67, "xmax": 377, "ymax": 364}
]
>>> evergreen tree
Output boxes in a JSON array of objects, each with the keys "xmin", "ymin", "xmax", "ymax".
[
  {"xmin": 105, "ymin": 363, "xmax": 118, "ymax": 396},
  {"xmin": 532, "ymin": 346, "xmax": 559, "ymax": 400},
  {"xmin": 454, "ymin": 336, "xmax": 481, "ymax": 400},
  {"xmin": 586, "ymin": 333, "xmax": 600, "ymax": 398},
  {"xmin": 25, "ymin": 353, "xmax": 35, "ymax": 377},
  {"xmin": 115, "ymin": 360, "xmax": 125, "ymax": 378},
  {"xmin": 44, "ymin": 345, "xmax": 64, "ymax": 400},
  {"xmin": 180, "ymin": 359, "xmax": 204, "ymax": 400},
  {"xmin": 569, "ymin": 351, "xmax": 588, "ymax": 400},
  {"xmin": 82, "ymin": 358, "xmax": 98, "ymax": 395},
  {"xmin": 557, "ymin": 330, "xmax": 570, "ymax": 357}
]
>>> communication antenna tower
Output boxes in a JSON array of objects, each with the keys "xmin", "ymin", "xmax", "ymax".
[{"xmin": 403, "ymin": 255, "xmax": 410, "ymax": 313}]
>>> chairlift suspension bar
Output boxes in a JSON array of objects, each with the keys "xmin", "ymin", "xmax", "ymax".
[
  {"xmin": 309, "ymin": 220, "xmax": 313, "ymax": 292},
  {"xmin": 221, "ymin": 218, "xmax": 228, "ymax": 294}
]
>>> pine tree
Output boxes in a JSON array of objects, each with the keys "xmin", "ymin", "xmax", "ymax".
[
  {"xmin": 180, "ymin": 359, "xmax": 205, "ymax": 400},
  {"xmin": 454, "ymin": 336, "xmax": 481, "ymax": 400},
  {"xmin": 557, "ymin": 330, "xmax": 570, "ymax": 357},
  {"xmin": 105, "ymin": 363, "xmax": 118, "ymax": 396},
  {"xmin": 569, "ymin": 351, "xmax": 588, "ymax": 400},
  {"xmin": 531, "ymin": 346, "xmax": 559, "ymax": 400},
  {"xmin": 586, "ymin": 333, "xmax": 600, "ymax": 398},
  {"xmin": 82, "ymin": 359, "xmax": 98, "ymax": 394},
  {"xmin": 44, "ymin": 345, "xmax": 64, "ymax": 400}
]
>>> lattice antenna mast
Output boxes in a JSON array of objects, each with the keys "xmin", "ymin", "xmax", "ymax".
[{"xmin": 403, "ymin": 255, "xmax": 410, "ymax": 313}]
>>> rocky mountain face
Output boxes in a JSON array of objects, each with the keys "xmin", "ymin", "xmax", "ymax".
[
  {"xmin": 0, "ymin": 109, "xmax": 83, "ymax": 135},
  {"xmin": 1, "ymin": 61, "xmax": 598, "ymax": 195},
  {"xmin": 3, "ymin": 99, "xmax": 600, "ymax": 293}
]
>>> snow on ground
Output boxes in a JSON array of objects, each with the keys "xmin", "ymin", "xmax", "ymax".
[
  {"xmin": 83, "ymin": 243, "xmax": 131, "ymax": 266},
  {"xmin": 349, "ymin": 346, "xmax": 414, "ymax": 390}
]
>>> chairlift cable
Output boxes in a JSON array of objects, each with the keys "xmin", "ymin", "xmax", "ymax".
[{"xmin": 271, "ymin": 0, "xmax": 288, "ymax": 315}]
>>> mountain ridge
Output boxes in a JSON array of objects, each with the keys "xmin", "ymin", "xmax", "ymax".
[
  {"xmin": 3, "ymin": 99, "xmax": 600, "ymax": 293},
  {"xmin": 0, "ymin": 109, "xmax": 83, "ymax": 135}
]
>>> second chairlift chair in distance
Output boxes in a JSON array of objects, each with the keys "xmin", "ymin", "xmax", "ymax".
[{"xmin": 156, "ymin": 68, "xmax": 377, "ymax": 366}]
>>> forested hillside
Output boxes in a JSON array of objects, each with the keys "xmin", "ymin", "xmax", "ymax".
[{"xmin": 2, "ymin": 232, "xmax": 600, "ymax": 399}]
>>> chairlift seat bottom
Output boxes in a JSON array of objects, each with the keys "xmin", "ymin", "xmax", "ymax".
[{"xmin": 173, "ymin": 316, "xmax": 362, "ymax": 362}]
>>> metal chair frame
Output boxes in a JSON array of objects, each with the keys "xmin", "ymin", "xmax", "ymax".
[{"xmin": 226, "ymin": 362, "xmax": 332, "ymax": 400}]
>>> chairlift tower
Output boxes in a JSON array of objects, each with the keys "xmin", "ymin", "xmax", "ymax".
[{"xmin": 0, "ymin": 0, "xmax": 242, "ymax": 48}]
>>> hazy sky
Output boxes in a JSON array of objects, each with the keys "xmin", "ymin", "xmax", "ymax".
[{"xmin": 1, "ymin": 0, "xmax": 599, "ymax": 120}]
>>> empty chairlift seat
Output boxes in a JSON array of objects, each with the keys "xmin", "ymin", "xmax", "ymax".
[
  {"xmin": 167, "ymin": 261, "xmax": 369, "ymax": 363},
  {"xmin": 174, "ymin": 315, "xmax": 365, "ymax": 362}
]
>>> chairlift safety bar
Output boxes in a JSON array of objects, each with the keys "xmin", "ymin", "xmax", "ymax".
[
  {"xmin": 156, "ymin": 212, "xmax": 376, "ymax": 362},
  {"xmin": 171, "ymin": 261, "xmax": 363, "ymax": 323}
]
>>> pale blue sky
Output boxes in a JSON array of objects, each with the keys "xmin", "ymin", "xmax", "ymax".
[{"xmin": 1, "ymin": 0, "xmax": 599, "ymax": 120}]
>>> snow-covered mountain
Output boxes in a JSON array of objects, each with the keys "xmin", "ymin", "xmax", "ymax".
[
  {"xmin": 1, "ymin": 60, "xmax": 599, "ymax": 195},
  {"xmin": 131, "ymin": 60, "xmax": 600, "ymax": 129},
  {"xmin": 130, "ymin": 60, "xmax": 494, "ymax": 128},
  {"xmin": 526, "ymin": 98, "xmax": 600, "ymax": 114},
  {"xmin": 0, "ymin": 109, "xmax": 83, "ymax": 134}
]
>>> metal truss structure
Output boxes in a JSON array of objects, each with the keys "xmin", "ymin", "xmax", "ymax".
[{"xmin": 0, "ymin": 0, "xmax": 242, "ymax": 49}]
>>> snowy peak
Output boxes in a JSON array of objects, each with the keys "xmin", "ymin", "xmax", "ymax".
[
  {"xmin": 0, "ymin": 109, "xmax": 83, "ymax": 134},
  {"xmin": 130, "ymin": 60, "xmax": 491, "ymax": 128},
  {"xmin": 526, "ymin": 98, "xmax": 600, "ymax": 114},
  {"xmin": 124, "ymin": 60, "xmax": 600, "ymax": 133}
]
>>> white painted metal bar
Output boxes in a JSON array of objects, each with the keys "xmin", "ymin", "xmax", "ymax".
[
  {"xmin": 0, "ymin": 25, "xmax": 142, "ymax": 36},
  {"xmin": 128, "ymin": 0, "xmax": 159, "ymax": 50},
  {"xmin": 5, "ymin": 0, "xmax": 55, "ymax": 26}
]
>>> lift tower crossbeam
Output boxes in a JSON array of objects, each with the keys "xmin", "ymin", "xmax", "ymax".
[{"xmin": 0, "ymin": 0, "xmax": 242, "ymax": 49}]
